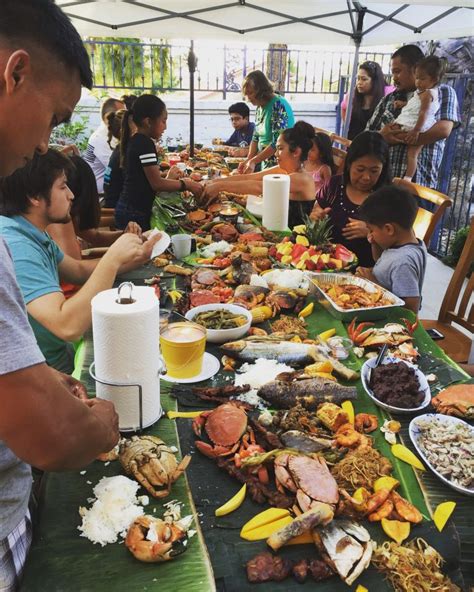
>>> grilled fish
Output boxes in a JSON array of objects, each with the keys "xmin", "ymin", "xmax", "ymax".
[
  {"xmin": 257, "ymin": 377, "xmax": 357, "ymax": 409},
  {"xmin": 220, "ymin": 338, "xmax": 317, "ymax": 367}
]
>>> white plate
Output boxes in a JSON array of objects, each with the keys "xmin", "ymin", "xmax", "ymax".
[
  {"xmin": 409, "ymin": 413, "xmax": 474, "ymax": 496},
  {"xmin": 361, "ymin": 356, "xmax": 431, "ymax": 415},
  {"xmin": 149, "ymin": 230, "xmax": 171, "ymax": 259},
  {"xmin": 161, "ymin": 352, "xmax": 220, "ymax": 384}
]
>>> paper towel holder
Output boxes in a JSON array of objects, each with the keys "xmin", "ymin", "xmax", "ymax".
[
  {"xmin": 88, "ymin": 361, "xmax": 164, "ymax": 432},
  {"xmin": 116, "ymin": 281, "xmax": 136, "ymax": 305}
]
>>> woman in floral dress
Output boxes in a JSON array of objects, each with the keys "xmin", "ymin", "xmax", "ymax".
[{"xmin": 238, "ymin": 70, "xmax": 295, "ymax": 173}]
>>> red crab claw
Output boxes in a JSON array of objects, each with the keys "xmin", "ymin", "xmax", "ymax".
[
  {"xmin": 192, "ymin": 411, "xmax": 211, "ymax": 436},
  {"xmin": 347, "ymin": 318, "xmax": 374, "ymax": 344},
  {"xmin": 195, "ymin": 440, "xmax": 236, "ymax": 458},
  {"xmin": 401, "ymin": 317, "xmax": 419, "ymax": 335}
]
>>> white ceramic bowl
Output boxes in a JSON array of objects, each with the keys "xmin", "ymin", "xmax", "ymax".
[
  {"xmin": 185, "ymin": 303, "xmax": 252, "ymax": 344},
  {"xmin": 361, "ymin": 356, "xmax": 431, "ymax": 415},
  {"xmin": 409, "ymin": 413, "xmax": 474, "ymax": 496}
]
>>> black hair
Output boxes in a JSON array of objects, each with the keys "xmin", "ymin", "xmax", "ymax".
[
  {"xmin": 101, "ymin": 97, "xmax": 124, "ymax": 120},
  {"xmin": 106, "ymin": 109, "xmax": 126, "ymax": 147},
  {"xmin": 68, "ymin": 155, "xmax": 100, "ymax": 231},
  {"xmin": 0, "ymin": 0, "xmax": 92, "ymax": 88},
  {"xmin": 120, "ymin": 94, "xmax": 166, "ymax": 167},
  {"xmin": 120, "ymin": 94, "xmax": 139, "ymax": 111},
  {"xmin": 313, "ymin": 132, "xmax": 337, "ymax": 174},
  {"xmin": 359, "ymin": 185, "xmax": 418, "ymax": 230},
  {"xmin": 391, "ymin": 44, "xmax": 424, "ymax": 68},
  {"xmin": 416, "ymin": 55, "xmax": 445, "ymax": 83},
  {"xmin": 228, "ymin": 102, "xmax": 250, "ymax": 119},
  {"xmin": 0, "ymin": 149, "xmax": 74, "ymax": 216},
  {"xmin": 281, "ymin": 121, "xmax": 315, "ymax": 163},
  {"xmin": 352, "ymin": 61, "xmax": 386, "ymax": 121},
  {"xmin": 343, "ymin": 131, "xmax": 392, "ymax": 190}
]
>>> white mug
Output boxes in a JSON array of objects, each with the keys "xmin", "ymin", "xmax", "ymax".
[{"xmin": 171, "ymin": 234, "xmax": 192, "ymax": 259}]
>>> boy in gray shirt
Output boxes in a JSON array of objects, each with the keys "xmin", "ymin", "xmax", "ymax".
[{"xmin": 356, "ymin": 186, "xmax": 427, "ymax": 314}]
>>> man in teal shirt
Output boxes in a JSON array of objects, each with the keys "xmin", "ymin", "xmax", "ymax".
[
  {"xmin": 0, "ymin": 215, "xmax": 72, "ymax": 372},
  {"xmin": 0, "ymin": 149, "xmax": 160, "ymax": 374}
]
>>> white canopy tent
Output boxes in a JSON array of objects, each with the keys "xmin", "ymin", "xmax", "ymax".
[{"xmin": 58, "ymin": 0, "xmax": 473, "ymax": 140}]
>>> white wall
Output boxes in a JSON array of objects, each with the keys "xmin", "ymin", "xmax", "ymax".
[{"xmin": 76, "ymin": 93, "xmax": 338, "ymax": 147}]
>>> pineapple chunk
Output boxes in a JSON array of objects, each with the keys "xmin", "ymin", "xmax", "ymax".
[
  {"xmin": 281, "ymin": 255, "xmax": 293, "ymax": 264},
  {"xmin": 293, "ymin": 224, "xmax": 307, "ymax": 235},
  {"xmin": 296, "ymin": 235, "xmax": 310, "ymax": 246},
  {"xmin": 320, "ymin": 253, "xmax": 330, "ymax": 264},
  {"xmin": 299, "ymin": 251, "xmax": 310, "ymax": 262},
  {"xmin": 330, "ymin": 258, "xmax": 343, "ymax": 269}
]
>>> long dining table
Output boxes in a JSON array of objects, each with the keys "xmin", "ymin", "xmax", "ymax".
[{"xmin": 21, "ymin": 263, "xmax": 473, "ymax": 592}]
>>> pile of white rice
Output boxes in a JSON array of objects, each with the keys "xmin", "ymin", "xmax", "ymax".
[
  {"xmin": 200, "ymin": 240, "xmax": 232, "ymax": 259},
  {"xmin": 234, "ymin": 358, "xmax": 293, "ymax": 408},
  {"xmin": 250, "ymin": 269, "xmax": 309, "ymax": 290},
  {"xmin": 78, "ymin": 475, "xmax": 144, "ymax": 546}
]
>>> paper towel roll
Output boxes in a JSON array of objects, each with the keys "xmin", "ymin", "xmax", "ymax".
[
  {"xmin": 92, "ymin": 285, "xmax": 161, "ymax": 431},
  {"xmin": 262, "ymin": 174, "xmax": 290, "ymax": 231}
]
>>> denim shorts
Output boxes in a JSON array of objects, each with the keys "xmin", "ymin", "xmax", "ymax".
[{"xmin": 115, "ymin": 201, "xmax": 151, "ymax": 231}]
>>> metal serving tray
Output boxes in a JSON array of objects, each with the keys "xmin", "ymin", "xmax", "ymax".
[{"xmin": 305, "ymin": 272, "xmax": 405, "ymax": 321}]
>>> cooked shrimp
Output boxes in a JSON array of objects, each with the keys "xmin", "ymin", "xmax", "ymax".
[
  {"xmin": 390, "ymin": 491, "xmax": 423, "ymax": 524},
  {"xmin": 355, "ymin": 413, "xmax": 378, "ymax": 433},
  {"xmin": 368, "ymin": 499, "xmax": 394, "ymax": 521},
  {"xmin": 365, "ymin": 488, "xmax": 391, "ymax": 514},
  {"xmin": 335, "ymin": 423, "xmax": 361, "ymax": 448}
]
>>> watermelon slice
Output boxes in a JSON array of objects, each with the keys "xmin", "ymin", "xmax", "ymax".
[{"xmin": 334, "ymin": 244, "xmax": 356, "ymax": 263}]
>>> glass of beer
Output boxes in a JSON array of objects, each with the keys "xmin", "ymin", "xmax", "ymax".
[{"xmin": 160, "ymin": 321, "xmax": 206, "ymax": 379}]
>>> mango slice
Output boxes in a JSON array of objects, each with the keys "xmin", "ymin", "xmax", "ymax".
[
  {"xmin": 391, "ymin": 444, "xmax": 425, "ymax": 471},
  {"xmin": 433, "ymin": 501, "xmax": 456, "ymax": 532},
  {"xmin": 240, "ymin": 508, "xmax": 291, "ymax": 538},
  {"xmin": 353, "ymin": 487, "xmax": 370, "ymax": 504},
  {"xmin": 381, "ymin": 518, "xmax": 410, "ymax": 544},
  {"xmin": 318, "ymin": 328, "xmax": 336, "ymax": 341},
  {"xmin": 167, "ymin": 410, "xmax": 204, "ymax": 419},
  {"xmin": 298, "ymin": 302, "xmax": 314, "ymax": 319},
  {"xmin": 241, "ymin": 516, "xmax": 293, "ymax": 541},
  {"xmin": 373, "ymin": 476, "xmax": 400, "ymax": 492},
  {"xmin": 215, "ymin": 484, "xmax": 246, "ymax": 517},
  {"xmin": 341, "ymin": 400, "xmax": 355, "ymax": 425},
  {"xmin": 355, "ymin": 586, "xmax": 369, "ymax": 592}
]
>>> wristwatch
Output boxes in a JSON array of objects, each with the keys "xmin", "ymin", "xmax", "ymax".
[{"xmin": 179, "ymin": 179, "xmax": 186, "ymax": 191}]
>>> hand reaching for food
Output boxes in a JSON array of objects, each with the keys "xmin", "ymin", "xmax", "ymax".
[
  {"xmin": 342, "ymin": 218, "xmax": 368, "ymax": 240},
  {"xmin": 309, "ymin": 205, "xmax": 331, "ymax": 221}
]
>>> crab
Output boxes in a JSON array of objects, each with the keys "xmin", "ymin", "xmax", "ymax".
[
  {"xmin": 347, "ymin": 318, "xmax": 416, "ymax": 349},
  {"xmin": 119, "ymin": 435, "xmax": 191, "ymax": 498},
  {"xmin": 274, "ymin": 453, "xmax": 339, "ymax": 512},
  {"xmin": 431, "ymin": 384, "xmax": 474, "ymax": 418},
  {"xmin": 192, "ymin": 401, "xmax": 250, "ymax": 458},
  {"xmin": 125, "ymin": 514, "xmax": 192, "ymax": 562}
]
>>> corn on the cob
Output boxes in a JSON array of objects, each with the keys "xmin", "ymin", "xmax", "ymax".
[
  {"xmin": 251, "ymin": 305, "xmax": 273, "ymax": 324},
  {"xmin": 250, "ymin": 246, "xmax": 269, "ymax": 257}
]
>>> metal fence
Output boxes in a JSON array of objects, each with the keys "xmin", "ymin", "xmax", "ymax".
[
  {"xmin": 435, "ymin": 73, "xmax": 474, "ymax": 257},
  {"xmin": 84, "ymin": 39, "xmax": 392, "ymax": 98}
]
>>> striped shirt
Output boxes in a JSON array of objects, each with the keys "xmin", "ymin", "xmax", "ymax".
[
  {"xmin": 116, "ymin": 133, "xmax": 159, "ymax": 218},
  {"xmin": 367, "ymin": 84, "xmax": 460, "ymax": 188}
]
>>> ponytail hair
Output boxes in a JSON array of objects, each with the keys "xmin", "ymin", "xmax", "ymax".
[
  {"xmin": 120, "ymin": 94, "xmax": 166, "ymax": 167},
  {"xmin": 281, "ymin": 120, "xmax": 315, "ymax": 163},
  {"xmin": 106, "ymin": 109, "xmax": 126, "ymax": 148},
  {"xmin": 313, "ymin": 132, "xmax": 337, "ymax": 174}
]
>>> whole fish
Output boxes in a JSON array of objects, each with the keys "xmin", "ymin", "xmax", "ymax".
[
  {"xmin": 257, "ymin": 377, "xmax": 357, "ymax": 409},
  {"xmin": 220, "ymin": 338, "xmax": 317, "ymax": 367}
]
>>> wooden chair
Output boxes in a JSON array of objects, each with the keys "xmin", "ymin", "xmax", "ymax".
[
  {"xmin": 331, "ymin": 133, "xmax": 351, "ymax": 149},
  {"xmin": 332, "ymin": 147, "xmax": 346, "ymax": 174},
  {"xmin": 421, "ymin": 217, "xmax": 474, "ymax": 363},
  {"xmin": 99, "ymin": 207, "xmax": 116, "ymax": 229},
  {"xmin": 393, "ymin": 178, "xmax": 453, "ymax": 247},
  {"xmin": 314, "ymin": 126, "xmax": 333, "ymax": 138}
]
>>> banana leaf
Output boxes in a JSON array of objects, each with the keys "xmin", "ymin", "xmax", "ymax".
[{"xmin": 21, "ymin": 336, "xmax": 215, "ymax": 592}]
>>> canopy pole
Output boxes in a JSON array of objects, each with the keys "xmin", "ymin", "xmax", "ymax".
[
  {"xmin": 187, "ymin": 40, "xmax": 197, "ymax": 157},
  {"xmin": 342, "ymin": 41, "xmax": 360, "ymax": 138},
  {"xmin": 342, "ymin": 1, "xmax": 365, "ymax": 139}
]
